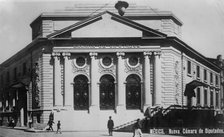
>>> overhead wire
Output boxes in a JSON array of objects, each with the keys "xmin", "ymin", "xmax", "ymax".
[{"xmin": 88, "ymin": 0, "xmax": 115, "ymax": 16}]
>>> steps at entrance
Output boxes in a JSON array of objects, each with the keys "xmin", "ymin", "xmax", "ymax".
[
  {"xmin": 113, "ymin": 119, "xmax": 138, "ymax": 132},
  {"xmin": 33, "ymin": 123, "xmax": 48, "ymax": 130}
]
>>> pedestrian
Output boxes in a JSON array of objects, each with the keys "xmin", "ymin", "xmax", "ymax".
[
  {"xmin": 56, "ymin": 120, "xmax": 62, "ymax": 134},
  {"xmin": 133, "ymin": 119, "xmax": 143, "ymax": 137},
  {"xmin": 107, "ymin": 116, "xmax": 114, "ymax": 136},
  {"xmin": 11, "ymin": 118, "xmax": 15, "ymax": 128},
  {"xmin": 48, "ymin": 120, "xmax": 54, "ymax": 131},
  {"xmin": 28, "ymin": 117, "xmax": 32, "ymax": 128}
]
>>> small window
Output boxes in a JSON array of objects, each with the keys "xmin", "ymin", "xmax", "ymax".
[
  {"xmin": 7, "ymin": 71, "xmax": 10, "ymax": 83},
  {"xmin": 187, "ymin": 60, "xmax": 191, "ymax": 75},
  {"xmin": 23, "ymin": 63, "xmax": 27, "ymax": 75},
  {"xmin": 196, "ymin": 65, "xmax": 200, "ymax": 78},
  {"xmin": 210, "ymin": 72, "xmax": 213, "ymax": 85},
  {"xmin": 216, "ymin": 91, "xmax": 219, "ymax": 107},
  {"xmin": 210, "ymin": 90, "xmax": 213, "ymax": 106},
  {"xmin": 102, "ymin": 57, "xmax": 112, "ymax": 67},
  {"xmin": 196, "ymin": 88, "xmax": 200, "ymax": 105},
  {"xmin": 14, "ymin": 68, "xmax": 17, "ymax": 81},
  {"xmin": 128, "ymin": 56, "xmax": 139, "ymax": 67},
  {"xmin": 204, "ymin": 69, "xmax": 207, "ymax": 82},
  {"xmin": 215, "ymin": 75, "xmax": 219, "ymax": 86},
  {"xmin": 204, "ymin": 88, "xmax": 207, "ymax": 106},
  {"xmin": 76, "ymin": 57, "xmax": 86, "ymax": 68},
  {"xmin": 0, "ymin": 75, "xmax": 3, "ymax": 86}
]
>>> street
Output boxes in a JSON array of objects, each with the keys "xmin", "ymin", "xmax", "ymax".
[{"xmin": 0, "ymin": 127, "xmax": 224, "ymax": 137}]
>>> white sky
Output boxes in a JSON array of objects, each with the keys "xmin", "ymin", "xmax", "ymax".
[{"xmin": 0, "ymin": 0, "xmax": 224, "ymax": 63}]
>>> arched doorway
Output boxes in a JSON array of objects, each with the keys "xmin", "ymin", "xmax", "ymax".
[
  {"xmin": 126, "ymin": 74, "xmax": 141, "ymax": 109},
  {"xmin": 73, "ymin": 75, "xmax": 89, "ymax": 110},
  {"xmin": 100, "ymin": 75, "xmax": 115, "ymax": 110}
]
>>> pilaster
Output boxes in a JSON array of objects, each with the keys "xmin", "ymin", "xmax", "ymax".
[
  {"xmin": 154, "ymin": 51, "xmax": 162, "ymax": 106},
  {"xmin": 116, "ymin": 52, "xmax": 125, "ymax": 113},
  {"xmin": 52, "ymin": 52, "xmax": 63, "ymax": 107},
  {"xmin": 63, "ymin": 52, "xmax": 72, "ymax": 109},
  {"xmin": 143, "ymin": 51, "xmax": 152, "ymax": 111},
  {"xmin": 89, "ymin": 52, "xmax": 99, "ymax": 113}
]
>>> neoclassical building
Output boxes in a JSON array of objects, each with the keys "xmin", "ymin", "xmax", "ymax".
[{"xmin": 0, "ymin": 3, "xmax": 222, "ymax": 130}]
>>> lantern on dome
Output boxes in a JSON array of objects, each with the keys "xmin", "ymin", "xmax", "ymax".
[{"xmin": 115, "ymin": 1, "xmax": 129, "ymax": 16}]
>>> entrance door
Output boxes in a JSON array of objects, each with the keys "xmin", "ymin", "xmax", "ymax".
[
  {"xmin": 100, "ymin": 75, "xmax": 115, "ymax": 110},
  {"xmin": 126, "ymin": 74, "xmax": 141, "ymax": 109},
  {"xmin": 73, "ymin": 75, "xmax": 89, "ymax": 110},
  {"xmin": 17, "ymin": 87, "xmax": 27, "ymax": 126}
]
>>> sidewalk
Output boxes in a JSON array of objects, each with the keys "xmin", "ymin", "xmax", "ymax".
[
  {"xmin": 1, "ymin": 125, "xmax": 27, "ymax": 130},
  {"xmin": 1, "ymin": 126, "xmax": 224, "ymax": 137}
]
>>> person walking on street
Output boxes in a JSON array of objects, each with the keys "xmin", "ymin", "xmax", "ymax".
[
  {"xmin": 56, "ymin": 120, "xmax": 62, "ymax": 134},
  {"xmin": 107, "ymin": 116, "xmax": 114, "ymax": 136},
  {"xmin": 133, "ymin": 119, "xmax": 143, "ymax": 137},
  {"xmin": 48, "ymin": 120, "xmax": 54, "ymax": 131}
]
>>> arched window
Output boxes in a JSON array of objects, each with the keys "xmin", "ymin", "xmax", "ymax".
[
  {"xmin": 73, "ymin": 75, "xmax": 89, "ymax": 110},
  {"xmin": 100, "ymin": 75, "xmax": 115, "ymax": 110},
  {"xmin": 126, "ymin": 74, "xmax": 141, "ymax": 109}
]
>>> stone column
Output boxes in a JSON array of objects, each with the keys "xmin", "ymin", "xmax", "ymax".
[
  {"xmin": 143, "ymin": 51, "xmax": 152, "ymax": 111},
  {"xmin": 154, "ymin": 51, "xmax": 162, "ymax": 106},
  {"xmin": 116, "ymin": 52, "xmax": 125, "ymax": 113},
  {"xmin": 52, "ymin": 52, "xmax": 63, "ymax": 107},
  {"xmin": 89, "ymin": 52, "xmax": 99, "ymax": 113},
  {"xmin": 63, "ymin": 52, "xmax": 72, "ymax": 109},
  {"xmin": 20, "ymin": 108, "xmax": 24, "ymax": 127}
]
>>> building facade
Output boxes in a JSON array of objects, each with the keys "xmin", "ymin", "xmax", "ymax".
[{"xmin": 0, "ymin": 4, "xmax": 222, "ymax": 130}]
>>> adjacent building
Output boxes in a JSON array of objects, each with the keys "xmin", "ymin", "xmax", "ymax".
[{"xmin": 0, "ymin": 3, "xmax": 222, "ymax": 130}]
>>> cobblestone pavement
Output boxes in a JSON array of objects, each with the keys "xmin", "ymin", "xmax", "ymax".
[{"xmin": 0, "ymin": 127, "xmax": 224, "ymax": 137}]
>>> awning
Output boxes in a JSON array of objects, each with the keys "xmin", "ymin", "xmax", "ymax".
[
  {"xmin": 11, "ymin": 82, "xmax": 25, "ymax": 88},
  {"xmin": 184, "ymin": 80, "xmax": 208, "ymax": 98},
  {"xmin": 10, "ymin": 77, "xmax": 31, "ymax": 88}
]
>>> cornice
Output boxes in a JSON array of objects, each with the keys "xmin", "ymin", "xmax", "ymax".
[
  {"xmin": 0, "ymin": 37, "xmax": 47, "ymax": 68},
  {"xmin": 166, "ymin": 37, "xmax": 221, "ymax": 72},
  {"xmin": 30, "ymin": 4, "xmax": 183, "ymax": 27}
]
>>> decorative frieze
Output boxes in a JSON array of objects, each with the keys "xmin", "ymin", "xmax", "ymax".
[
  {"xmin": 72, "ymin": 56, "xmax": 89, "ymax": 77},
  {"xmin": 174, "ymin": 60, "xmax": 180, "ymax": 104},
  {"xmin": 32, "ymin": 61, "xmax": 41, "ymax": 108},
  {"xmin": 98, "ymin": 55, "xmax": 116, "ymax": 77},
  {"xmin": 60, "ymin": 58, "xmax": 64, "ymax": 95},
  {"xmin": 125, "ymin": 55, "xmax": 142, "ymax": 77}
]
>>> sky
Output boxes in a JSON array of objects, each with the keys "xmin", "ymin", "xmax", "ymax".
[{"xmin": 0, "ymin": 0, "xmax": 224, "ymax": 64}]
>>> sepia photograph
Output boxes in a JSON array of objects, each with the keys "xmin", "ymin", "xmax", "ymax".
[{"xmin": 0, "ymin": 0, "xmax": 224, "ymax": 136}]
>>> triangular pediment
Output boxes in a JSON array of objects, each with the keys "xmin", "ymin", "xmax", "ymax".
[{"xmin": 47, "ymin": 11, "xmax": 166, "ymax": 39}]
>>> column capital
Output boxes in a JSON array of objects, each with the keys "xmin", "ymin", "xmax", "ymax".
[
  {"xmin": 143, "ymin": 51, "xmax": 153, "ymax": 57},
  {"xmin": 116, "ymin": 52, "xmax": 125, "ymax": 57},
  {"xmin": 52, "ymin": 52, "xmax": 61, "ymax": 57},
  {"xmin": 62, "ymin": 52, "xmax": 71, "ymax": 59},
  {"xmin": 62, "ymin": 52, "xmax": 71, "ymax": 57},
  {"xmin": 154, "ymin": 51, "xmax": 162, "ymax": 56},
  {"xmin": 89, "ymin": 52, "xmax": 98, "ymax": 58}
]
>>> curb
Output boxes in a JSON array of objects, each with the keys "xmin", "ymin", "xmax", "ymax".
[{"xmin": 24, "ymin": 128, "xmax": 51, "ymax": 133}]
